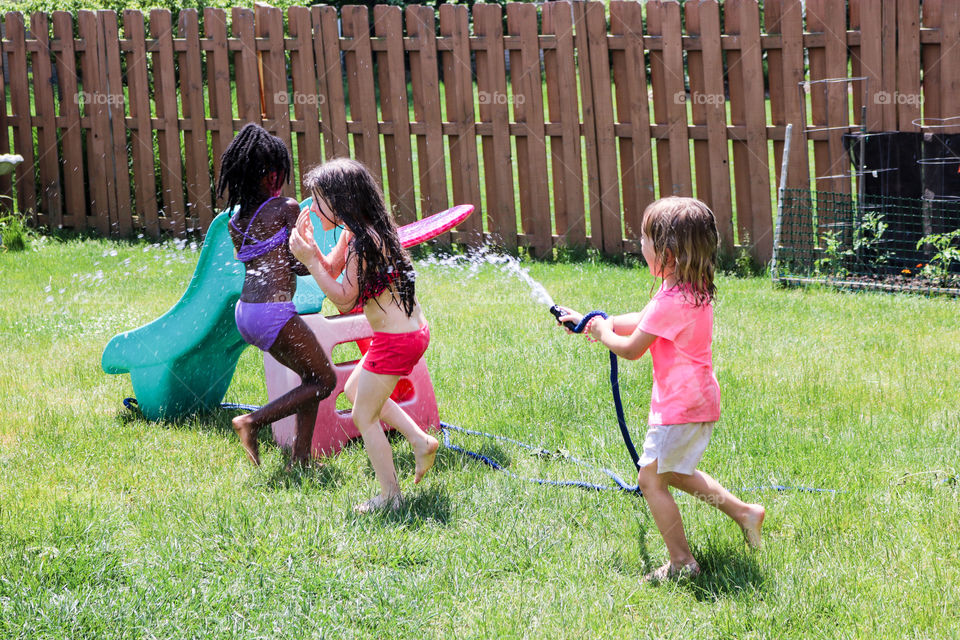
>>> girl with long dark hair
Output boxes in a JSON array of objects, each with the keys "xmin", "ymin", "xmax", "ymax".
[{"xmin": 289, "ymin": 158, "xmax": 438, "ymax": 513}]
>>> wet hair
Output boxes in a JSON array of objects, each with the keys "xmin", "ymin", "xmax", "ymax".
[
  {"xmin": 216, "ymin": 123, "xmax": 291, "ymax": 213},
  {"xmin": 641, "ymin": 196, "xmax": 718, "ymax": 306},
  {"xmin": 302, "ymin": 158, "xmax": 416, "ymax": 316}
]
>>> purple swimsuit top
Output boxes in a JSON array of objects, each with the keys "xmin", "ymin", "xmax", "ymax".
[{"xmin": 230, "ymin": 196, "xmax": 288, "ymax": 263}]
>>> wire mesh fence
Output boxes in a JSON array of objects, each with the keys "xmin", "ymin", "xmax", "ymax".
[{"xmin": 773, "ymin": 188, "xmax": 960, "ymax": 295}]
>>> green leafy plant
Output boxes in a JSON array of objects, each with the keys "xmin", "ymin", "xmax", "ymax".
[
  {"xmin": 917, "ymin": 228, "xmax": 960, "ymax": 284},
  {"xmin": 852, "ymin": 211, "xmax": 893, "ymax": 267},
  {"xmin": 815, "ymin": 229, "xmax": 850, "ymax": 277},
  {"xmin": 0, "ymin": 199, "xmax": 34, "ymax": 252}
]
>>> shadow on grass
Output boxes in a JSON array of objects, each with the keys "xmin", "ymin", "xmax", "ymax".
[
  {"xmin": 683, "ymin": 542, "xmax": 766, "ymax": 601},
  {"xmin": 260, "ymin": 459, "xmax": 346, "ymax": 491},
  {"xmin": 350, "ymin": 484, "xmax": 453, "ymax": 528},
  {"xmin": 118, "ymin": 403, "xmax": 292, "ymax": 453}
]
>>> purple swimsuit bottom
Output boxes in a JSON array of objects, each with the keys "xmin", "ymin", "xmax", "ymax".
[
  {"xmin": 231, "ymin": 196, "xmax": 298, "ymax": 351},
  {"xmin": 235, "ymin": 300, "xmax": 298, "ymax": 352}
]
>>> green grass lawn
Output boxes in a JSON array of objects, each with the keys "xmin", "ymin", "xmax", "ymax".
[{"xmin": 2, "ymin": 236, "xmax": 959, "ymax": 638}]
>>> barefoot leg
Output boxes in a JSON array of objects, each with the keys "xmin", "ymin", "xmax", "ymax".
[
  {"xmin": 344, "ymin": 361, "xmax": 438, "ymax": 483},
  {"xmin": 232, "ymin": 414, "xmax": 261, "ymax": 466},
  {"xmin": 668, "ymin": 469, "xmax": 765, "ymax": 549}
]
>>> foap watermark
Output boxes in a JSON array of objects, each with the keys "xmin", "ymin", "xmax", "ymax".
[
  {"xmin": 274, "ymin": 92, "xmax": 327, "ymax": 107},
  {"xmin": 75, "ymin": 91, "xmax": 124, "ymax": 106},
  {"xmin": 874, "ymin": 91, "xmax": 923, "ymax": 106},
  {"xmin": 673, "ymin": 91, "xmax": 725, "ymax": 106},
  {"xmin": 478, "ymin": 91, "xmax": 525, "ymax": 106}
]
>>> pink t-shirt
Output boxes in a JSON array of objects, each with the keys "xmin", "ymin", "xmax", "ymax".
[{"xmin": 637, "ymin": 284, "xmax": 721, "ymax": 425}]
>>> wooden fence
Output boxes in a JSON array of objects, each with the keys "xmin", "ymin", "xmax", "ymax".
[{"xmin": 2, "ymin": 0, "xmax": 958, "ymax": 260}]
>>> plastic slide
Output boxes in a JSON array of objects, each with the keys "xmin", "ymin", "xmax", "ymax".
[{"xmin": 101, "ymin": 201, "xmax": 340, "ymax": 420}]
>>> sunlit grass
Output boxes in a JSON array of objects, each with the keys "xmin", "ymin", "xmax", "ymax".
[{"xmin": 1, "ymin": 236, "xmax": 959, "ymax": 637}]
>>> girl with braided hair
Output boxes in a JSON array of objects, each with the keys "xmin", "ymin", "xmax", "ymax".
[
  {"xmin": 218, "ymin": 123, "xmax": 337, "ymax": 468},
  {"xmin": 289, "ymin": 158, "xmax": 438, "ymax": 513}
]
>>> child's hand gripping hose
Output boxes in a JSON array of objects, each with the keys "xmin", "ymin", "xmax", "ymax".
[{"xmin": 550, "ymin": 306, "xmax": 641, "ymax": 468}]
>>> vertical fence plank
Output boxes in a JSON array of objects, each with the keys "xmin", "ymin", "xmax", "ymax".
[
  {"xmin": 860, "ymin": 0, "xmax": 883, "ymax": 131},
  {"xmin": 660, "ymin": 0, "xmax": 691, "ymax": 197},
  {"xmin": 439, "ymin": 4, "xmax": 482, "ymax": 244},
  {"xmin": 342, "ymin": 5, "xmax": 382, "ymax": 186},
  {"xmin": 825, "ymin": 0, "xmax": 851, "ymax": 195},
  {"xmin": 205, "ymin": 8, "xmax": 234, "ymax": 200},
  {"xmin": 921, "ymin": 0, "xmax": 941, "ymax": 124},
  {"xmin": 178, "ymin": 9, "xmax": 212, "ymax": 230},
  {"xmin": 123, "ymin": 9, "xmax": 158, "ymax": 237},
  {"xmin": 940, "ymin": 2, "xmax": 960, "ymax": 133},
  {"xmin": 101, "ymin": 11, "xmax": 132, "ymax": 235},
  {"xmin": 778, "ymin": 0, "xmax": 810, "ymax": 190},
  {"xmin": 151, "ymin": 9, "xmax": 186, "ymax": 235},
  {"xmin": 740, "ymin": 0, "xmax": 772, "ymax": 260},
  {"xmin": 6, "ymin": 12, "xmax": 37, "ymax": 218},
  {"xmin": 610, "ymin": 1, "xmax": 653, "ymax": 247},
  {"xmin": 807, "ymin": 0, "xmax": 832, "ymax": 196},
  {"xmin": 646, "ymin": 2, "xmax": 671, "ymax": 200},
  {"xmin": 767, "ymin": 0, "xmax": 811, "ymax": 252},
  {"xmin": 507, "ymin": 2, "xmax": 552, "ymax": 256},
  {"xmin": 897, "ymin": 0, "xmax": 921, "ymax": 132},
  {"xmin": 30, "ymin": 13, "xmax": 61, "ymax": 228},
  {"xmin": 407, "ymin": 5, "xmax": 448, "ymax": 222},
  {"xmin": 78, "ymin": 10, "xmax": 112, "ymax": 235},
  {"xmin": 686, "ymin": 0, "xmax": 712, "ymax": 209},
  {"xmin": 52, "ymin": 12, "xmax": 86, "ymax": 229},
  {"xmin": 257, "ymin": 4, "xmax": 294, "ymax": 198},
  {"xmin": 0, "ymin": 17, "xmax": 9, "ymax": 209},
  {"xmin": 849, "ymin": 0, "xmax": 863, "ymax": 127},
  {"xmin": 375, "ymin": 5, "xmax": 417, "ymax": 226},
  {"xmin": 233, "ymin": 8, "xmax": 262, "ymax": 126},
  {"xmin": 313, "ymin": 6, "xmax": 349, "ymax": 160},
  {"xmin": 572, "ymin": 1, "xmax": 601, "ymax": 251},
  {"xmin": 726, "ymin": 0, "xmax": 772, "ymax": 260},
  {"xmin": 474, "ymin": 3, "xmax": 516, "ymax": 250},
  {"xmin": 543, "ymin": 1, "xmax": 585, "ymax": 248},
  {"xmin": 880, "ymin": 0, "xmax": 898, "ymax": 131},
  {"xmin": 288, "ymin": 6, "xmax": 322, "ymax": 184},
  {"xmin": 687, "ymin": 0, "xmax": 733, "ymax": 254},
  {"xmin": 584, "ymin": 0, "xmax": 621, "ymax": 254}
]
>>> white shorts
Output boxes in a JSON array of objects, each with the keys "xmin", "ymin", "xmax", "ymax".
[{"xmin": 637, "ymin": 422, "xmax": 715, "ymax": 475}]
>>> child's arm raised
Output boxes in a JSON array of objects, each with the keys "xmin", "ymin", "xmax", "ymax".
[
  {"xmin": 289, "ymin": 223, "xmax": 361, "ymax": 313},
  {"xmin": 588, "ymin": 316, "xmax": 656, "ymax": 361}
]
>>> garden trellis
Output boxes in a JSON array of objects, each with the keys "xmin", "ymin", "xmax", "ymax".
[{"xmin": 2, "ymin": 0, "xmax": 959, "ymax": 261}]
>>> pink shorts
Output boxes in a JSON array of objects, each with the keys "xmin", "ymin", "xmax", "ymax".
[{"xmin": 362, "ymin": 324, "xmax": 430, "ymax": 376}]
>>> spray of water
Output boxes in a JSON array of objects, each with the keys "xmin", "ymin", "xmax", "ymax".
[{"xmin": 420, "ymin": 245, "xmax": 556, "ymax": 308}]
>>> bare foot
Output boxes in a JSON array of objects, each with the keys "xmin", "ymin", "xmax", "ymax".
[
  {"xmin": 232, "ymin": 415, "xmax": 260, "ymax": 466},
  {"xmin": 354, "ymin": 493, "xmax": 403, "ymax": 514},
  {"xmin": 739, "ymin": 504, "xmax": 765, "ymax": 549},
  {"xmin": 644, "ymin": 560, "xmax": 700, "ymax": 583},
  {"xmin": 413, "ymin": 435, "xmax": 439, "ymax": 484}
]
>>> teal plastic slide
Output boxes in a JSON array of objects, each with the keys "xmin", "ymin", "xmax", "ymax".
[{"xmin": 101, "ymin": 199, "xmax": 340, "ymax": 420}]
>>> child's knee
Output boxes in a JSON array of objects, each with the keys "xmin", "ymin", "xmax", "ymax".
[
  {"xmin": 636, "ymin": 463, "xmax": 664, "ymax": 493},
  {"xmin": 307, "ymin": 369, "xmax": 337, "ymax": 398}
]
